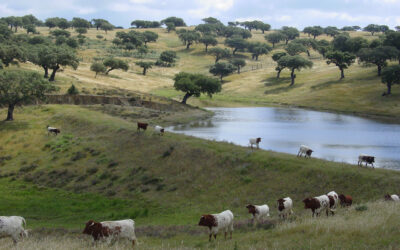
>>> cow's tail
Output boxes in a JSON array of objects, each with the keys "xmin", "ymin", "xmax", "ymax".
[{"xmin": 22, "ymin": 217, "xmax": 26, "ymax": 229}]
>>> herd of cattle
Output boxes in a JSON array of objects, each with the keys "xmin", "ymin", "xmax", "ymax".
[{"xmin": 1, "ymin": 193, "xmax": 398, "ymax": 246}]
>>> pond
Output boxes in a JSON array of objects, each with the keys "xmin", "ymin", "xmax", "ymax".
[{"xmin": 167, "ymin": 107, "xmax": 400, "ymax": 170}]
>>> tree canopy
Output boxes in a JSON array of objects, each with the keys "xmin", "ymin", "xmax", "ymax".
[
  {"xmin": 177, "ymin": 30, "xmax": 201, "ymax": 49},
  {"xmin": 103, "ymin": 58, "xmax": 129, "ymax": 74},
  {"xmin": 272, "ymin": 52, "xmax": 288, "ymax": 78},
  {"xmin": 208, "ymin": 47, "xmax": 231, "ymax": 63},
  {"xmin": 326, "ymin": 50, "xmax": 356, "ymax": 79},
  {"xmin": 130, "ymin": 20, "xmax": 160, "ymax": 28},
  {"xmin": 358, "ymin": 46, "xmax": 399, "ymax": 76},
  {"xmin": 90, "ymin": 62, "xmax": 106, "ymax": 77},
  {"xmin": 278, "ymin": 55, "xmax": 313, "ymax": 86},
  {"xmin": 209, "ymin": 62, "xmax": 235, "ymax": 81},
  {"xmin": 381, "ymin": 64, "xmax": 400, "ymax": 95},
  {"xmin": 265, "ymin": 32, "xmax": 285, "ymax": 48},
  {"xmin": 156, "ymin": 50, "xmax": 177, "ymax": 67},
  {"xmin": 199, "ymin": 34, "xmax": 218, "ymax": 52},
  {"xmin": 247, "ymin": 42, "xmax": 272, "ymax": 60},
  {"xmin": 281, "ymin": 27, "xmax": 300, "ymax": 44},
  {"xmin": 161, "ymin": 17, "xmax": 186, "ymax": 27},
  {"xmin": 225, "ymin": 36, "xmax": 248, "ymax": 55},
  {"xmin": 230, "ymin": 58, "xmax": 246, "ymax": 74},
  {"xmin": 173, "ymin": 72, "xmax": 221, "ymax": 104},
  {"xmin": 135, "ymin": 61, "xmax": 154, "ymax": 75}
]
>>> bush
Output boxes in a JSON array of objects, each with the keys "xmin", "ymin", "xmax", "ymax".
[
  {"xmin": 355, "ymin": 205, "xmax": 368, "ymax": 212},
  {"xmin": 96, "ymin": 35, "xmax": 103, "ymax": 39},
  {"xmin": 67, "ymin": 84, "xmax": 79, "ymax": 95}
]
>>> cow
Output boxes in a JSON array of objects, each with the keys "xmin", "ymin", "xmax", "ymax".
[
  {"xmin": 246, "ymin": 204, "xmax": 270, "ymax": 224},
  {"xmin": 303, "ymin": 195, "xmax": 330, "ymax": 217},
  {"xmin": 137, "ymin": 122, "xmax": 148, "ymax": 132},
  {"xmin": 47, "ymin": 125, "xmax": 61, "ymax": 136},
  {"xmin": 277, "ymin": 197, "xmax": 293, "ymax": 219},
  {"xmin": 0, "ymin": 216, "xmax": 28, "ymax": 245},
  {"xmin": 154, "ymin": 125, "xmax": 165, "ymax": 135},
  {"xmin": 327, "ymin": 191, "xmax": 339, "ymax": 216},
  {"xmin": 297, "ymin": 145, "xmax": 313, "ymax": 158},
  {"xmin": 198, "ymin": 210, "xmax": 234, "ymax": 242},
  {"xmin": 82, "ymin": 219, "xmax": 136, "ymax": 247},
  {"xmin": 384, "ymin": 194, "xmax": 400, "ymax": 202},
  {"xmin": 358, "ymin": 154, "xmax": 375, "ymax": 168},
  {"xmin": 249, "ymin": 138, "xmax": 261, "ymax": 149},
  {"xmin": 338, "ymin": 194, "xmax": 353, "ymax": 207}
]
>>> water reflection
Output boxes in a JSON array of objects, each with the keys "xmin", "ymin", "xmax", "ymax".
[{"xmin": 167, "ymin": 107, "xmax": 400, "ymax": 170}]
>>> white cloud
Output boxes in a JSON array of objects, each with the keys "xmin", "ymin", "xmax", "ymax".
[{"xmin": 129, "ymin": 0, "xmax": 154, "ymax": 3}]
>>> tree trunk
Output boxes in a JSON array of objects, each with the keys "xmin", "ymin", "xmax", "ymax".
[
  {"xmin": 220, "ymin": 75, "xmax": 223, "ymax": 82},
  {"xmin": 49, "ymin": 65, "xmax": 59, "ymax": 82},
  {"xmin": 290, "ymin": 68, "xmax": 295, "ymax": 86},
  {"xmin": 340, "ymin": 67, "xmax": 345, "ymax": 79},
  {"xmin": 215, "ymin": 57, "xmax": 219, "ymax": 63},
  {"xmin": 307, "ymin": 50, "xmax": 310, "ymax": 57},
  {"xmin": 6, "ymin": 104, "xmax": 15, "ymax": 121},
  {"xmin": 233, "ymin": 48, "xmax": 237, "ymax": 55},
  {"xmin": 313, "ymin": 35, "xmax": 316, "ymax": 39},
  {"xmin": 106, "ymin": 68, "xmax": 114, "ymax": 75},
  {"xmin": 277, "ymin": 69, "xmax": 282, "ymax": 79},
  {"xmin": 272, "ymin": 43, "xmax": 275, "ymax": 48},
  {"xmin": 95, "ymin": 72, "xmax": 98, "ymax": 78},
  {"xmin": 143, "ymin": 68, "xmax": 147, "ymax": 75},
  {"xmin": 255, "ymin": 55, "xmax": 259, "ymax": 61},
  {"xmin": 186, "ymin": 43, "xmax": 190, "ymax": 49},
  {"xmin": 43, "ymin": 66, "xmax": 49, "ymax": 78},
  {"xmin": 285, "ymin": 39, "xmax": 289, "ymax": 45},
  {"xmin": 181, "ymin": 93, "xmax": 192, "ymax": 104},
  {"xmin": 205, "ymin": 44, "xmax": 208, "ymax": 52},
  {"xmin": 237, "ymin": 66, "xmax": 240, "ymax": 74},
  {"xmin": 387, "ymin": 82, "xmax": 392, "ymax": 95},
  {"xmin": 377, "ymin": 65, "xmax": 382, "ymax": 76}
]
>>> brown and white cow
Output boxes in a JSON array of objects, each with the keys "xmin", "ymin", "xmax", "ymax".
[
  {"xmin": 303, "ymin": 195, "xmax": 330, "ymax": 217},
  {"xmin": 327, "ymin": 191, "xmax": 339, "ymax": 216},
  {"xmin": 47, "ymin": 125, "xmax": 61, "ymax": 136},
  {"xmin": 249, "ymin": 138, "xmax": 261, "ymax": 149},
  {"xmin": 277, "ymin": 197, "xmax": 293, "ymax": 219},
  {"xmin": 338, "ymin": 194, "xmax": 353, "ymax": 207},
  {"xmin": 83, "ymin": 219, "xmax": 136, "ymax": 247},
  {"xmin": 358, "ymin": 154, "xmax": 375, "ymax": 167},
  {"xmin": 198, "ymin": 210, "xmax": 234, "ymax": 242},
  {"xmin": 384, "ymin": 194, "xmax": 399, "ymax": 202},
  {"xmin": 246, "ymin": 204, "xmax": 270, "ymax": 224},
  {"xmin": 137, "ymin": 122, "xmax": 148, "ymax": 132}
]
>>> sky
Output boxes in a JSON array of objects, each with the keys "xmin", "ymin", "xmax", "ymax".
[{"xmin": 0, "ymin": 0, "xmax": 399, "ymax": 29}]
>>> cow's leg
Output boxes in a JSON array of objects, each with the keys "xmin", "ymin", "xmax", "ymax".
[
  {"xmin": 326, "ymin": 209, "xmax": 329, "ymax": 217},
  {"xmin": 132, "ymin": 239, "xmax": 135, "ymax": 248},
  {"xmin": 214, "ymin": 234, "xmax": 217, "ymax": 240},
  {"xmin": 230, "ymin": 231, "xmax": 232, "ymax": 239},
  {"xmin": 225, "ymin": 232, "xmax": 227, "ymax": 240},
  {"xmin": 209, "ymin": 234, "xmax": 212, "ymax": 242}
]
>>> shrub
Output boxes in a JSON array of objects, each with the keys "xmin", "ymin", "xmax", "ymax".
[
  {"xmin": 96, "ymin": 35, "xmax": 103, "ymax": 39},
  {"xmin": 355, "ymin": 205, "xmax": 368, "ymax": 212},
  {"xmin": 87, "ymin": 167, "xmax": 98, "ymax": 174},
  {"xmin": 67, "ymin": 84, "xmax": 79, "ymax": 95}
]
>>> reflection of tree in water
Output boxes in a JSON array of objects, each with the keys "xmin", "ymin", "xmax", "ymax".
[
  {"xmin": 273, "ymin": 108, "xmax": 304, "ymax": 122},
  {"xmin": 189, "ymin": 119, "xmax": 214, "ymax": 128}
]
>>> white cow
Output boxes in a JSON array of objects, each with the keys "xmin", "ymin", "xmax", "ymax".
[
  {"xmin": 0, "ymin": 216, "xmax": 28, "ymax": 244},
  {"xmin": 297, "ymin": 145, "xmax": 313, "ymax": 158},
  {"xmin": 277, "ymin": 197, "xmax": 293, "ymax": 219},
  {"xmin": 385, "ymin": 194, "xmax": 400, "ymax": 202},
  {"xmin": 154, "ymin": 125, "xmax": 165, "ymax": 135},
  {"xmin": 246, "ymin": 204, "xmax": 270, "ymax": 224},
  {"xmin": 327, "ymin": 191, "xmax": 339, "ymax": 216},
  {"xmin": 249, "ymin": 138, "xmax": 261, "ymax": 149},
  {"xmin": 198, "ymin": 210, "xmax": 234, "ymax": 241}
]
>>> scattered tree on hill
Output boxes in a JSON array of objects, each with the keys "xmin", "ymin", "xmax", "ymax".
[
  {"xmin": 222, "ymin": 26, "xmax": 252, "ymax": 39},
  {"xmin": 173, "ymin": 72, "xmax": 221, "ymax": 104},
  {"xmin": 45, "ymin": 18, "xmax": 59, "ymax": 29},
  {"xmin": 90, "ymin": 62, "xmax": 106, "ymax": 78},
  {"xmin": 165, "ymin": 23, "xmax": 175, "ymax": 33},
  {"xmin": 324, "ymin": 26, "xmax": 340, "ymax": 37},
  {"xmin": 326, "ymin": 50, "xmax": 356, "ymax": 79},
  {"xmin": 315, "ymin": 39, "xmax": 331, "ymax": 58},
  {"xmin": 332, "ymin": 33, "xmax": 368, "ymax": 53},
  {"xmin": 247, "ymin": 42, "xmax": 271, "ymax": 60},
  {"xmin": 130, "ymin": 20, "xmax": 160, "ymax": 28},
  {"xmin": 303, "ymin": 27, "xmax": 313, "ymax": 37},
  {"xmin": 100, "ymin": 23, "xmax": 114, "ymax": 33},
  {"xmin": 177, "ymin": 30, "xmax": 201, "ymax": 49},
  {"xmin": 135, "ymin": 61, "xmax": 154, "ymax": 75},
  {"xmin": 277, "ymin": 55, "xmax": 313, "ymax": 86},
  {"xmin": 358, "ymin": 46, "xmax": 399, "ymax": 76},
  {"xmin": 265, "ymin": 32, "xmax": 285, "ymax": 48},
  {"xmin": 199, "ymin": 34, "xmax": 217, "ymax": 52},
  {"xmin": 272, "ymin": 52, "xmax": 287, "ymax": 78},
  {"xmin": 0, "ymin": 23, "xmax": 13, "ymax": 41},
  {"xmin": 285, "ymin": 42, "xmax": 307, "ymax": 56},
  {"xmin": 292, "ymin": 38, "xmax": 317, "ymax": 57},
  {"xmin": 67, "ymin": 84, "xmax": 79, "ymax": 95},
  {"xmin": 383, "ymin": 31, "xmax": 400, "ymax": 63},
  {"xmin": 381, "ymin": 65, "xmax": 400, "ymax": 95},
  {"xmin": 369, "ymin": 39, "xmax": 382, "ymax": 48},
  {"xmin": 230, "ymin": 58, "xmax": 246, "ymax": 74},
  {"xmin": 0, "ymin": 70, "xmax": 56, "ymax": 121},
  {"xmin": 281, "ymin": 27, "xmax": 300, "ymax": 44},
  {"xmin": 142, "ymin": 31, "xmax": 158, "ymax": 45},
  {"xmin": 92, "ymin": 19, "xmax": 109, "ymax": 30},
  {"xmin": 363, "ymin": 24, "xmax": 382, "ymax": 36},
  {"xmin": 71, "ymin": 17, "xmax": 90, "ymax": 29},
  {"xmin": 50, "ymin": 29, "xmax": 71, "ymax": 37},
  {"xmin": 208, "ymin": 47, "xmax": 231, "ymax": 63},
  {"xmin": 75, "ymin": 27, "xmax": 87, "ymax": 35},
  {"xmin": 47, "ymin": 46, "xmax": 79, "ymax": 81},
  {"xmin": 209, "ymin": 62, "xmax": 235, "ymax": 81},
  {"xmin": 202, "ymin": 17, "xmax": 222, "ymax": 24},
  {"xmin": 195, "ymin": 24, "xmax": 217, "ymax": 35},
  {"xmin": 225, "ymin": 36, "xmax": 248, "ymax": 55},
  {"xmin": 57, "ymin": 18, "xmax": 70, "ymax": 29},
  {"xmin": 114, "ymin": 30, "xmax": 144, "ymax": 50},
  {"xmin": 308, "ymin": 26, "xmax": 324, "ymax": 39},
  {"xmin": 103, "ymin": 58, "xmax": 129, "ymax": 74},
  {"xmin": 0, "ymin": 44, "xmax": 26, "ymax": 66},
  {"xmin": 156, "ymin": 50, "xmax": 177, "ymax": 67},
  {"xmin": 161, "ymin": 17, "xmax": 186, "ymax": 27}
]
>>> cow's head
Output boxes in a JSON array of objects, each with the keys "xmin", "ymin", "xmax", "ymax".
[
  {"xmin": 384, "ymin": 194, "xmax": 392, "ymax": 201},
  {"xmin": 160, "ymin": 128, "xmax": 165, "ymax": 133},
  {"xmin": 277, "ymin": 199, "xmax": 285, "ymax": 211},
  {"xmin": 246, "ymin": 204, "xmax": 256, "ymax": 215},
  {"xmin": 83, "ymin": 220, "xmax": 102, "ymax": 235},
  {"xmin": 198, "ymin": 215, "xmax": 217, "ymax": 228},
  {"xmin": 338, "ymin": 194, "xmax": 346, "ymax": 203},
  {"xmin": 306, "ymin": 149, "xmax": 313, "ymax": 156},
  {"xmin": 256, "ymin": 138, "xmax": 261, "ymax": 143},
  {"xmin": 328, "ymin": 195, "xmax": 335, "ymax": 207},
  {"xmin": 302, "ymin": 198, "xmax": 313, "ymax": 209},
  {"xmin": 369, "ymin": 157, "xmax": 375, "ymax": 163}
]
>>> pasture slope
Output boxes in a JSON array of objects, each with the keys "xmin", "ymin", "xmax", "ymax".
[{"xmin": 0, "ymin": 104, "xmax": 399, "ymax": 249}]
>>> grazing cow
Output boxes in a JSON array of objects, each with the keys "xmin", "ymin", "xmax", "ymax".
[
  {"xmin": 384, "ymin": 194, "xmax": 400, "ymax": 202},
  {"xmin": 297, "ymin": 145, "xmax": 313, "ymax": 158},
  {"xmin": 338, "ymin": 194, "xmax": 353, "ymax": 207},
  {"xmin": 249, "ymin": 138, "xmax": 261, "ymax": 149},
  {"xmin": 246, "ymin": 204, "xmax": 270, "ymax": 224},
  {"xmin": 358, "ymin": 154, "xmax": 375, "ymax": 168},
  {"xmin": 277, "ymin": 197, "xmax": 293, "ymax": 219},
  {"xmin": 0, "ymin": 216, "xmax": 28, "ymax": 245},
  {"xmin": 327, "ymin": 191, "xmax": 339, "ymax": 216},
  {"xmin": 303, "ymin": 195, "xmax": 330, "ymax": 217},
  {"xmin": 137, "ymin": 122, "xmax": 148, "ymax": 132},
  {"xmin": 83, "ymin": 219, "xmax": 136, "ymax": 247},
  {"xmin": 198, "ymin": 210, "xmax": 234, "ymax": 242},
  {"xmin": 154, "ymin": 125, "xmax": 165, "ymax": 135},
  {"xmin": 47, "ymin": 125, "xmax": 61, "ymax": 136}
]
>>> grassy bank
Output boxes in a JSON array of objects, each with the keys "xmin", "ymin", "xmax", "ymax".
[{"xmin": 1, "ymin": 105, "xmax": 399, "ymax": 229}]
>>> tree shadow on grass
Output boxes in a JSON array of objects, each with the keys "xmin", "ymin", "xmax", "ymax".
[
  {"xmin": 263, "ymin": 77, "xmax": 292, "ymax": 87},
  {"xmin": 264, "ymin": 83, "xmax": 303, "ymax": 95},
  {"xmin": 310, "ymin": 79, "xmax": 342, "ymax": 90},
  {"xmin": 0, "ymin": 120, "xmax": 29, "ymax": 132}
]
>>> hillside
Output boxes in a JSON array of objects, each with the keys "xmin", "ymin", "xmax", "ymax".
[
  {"xmin": 0, "ymin": 104, "xmax": 399, "ymax": 248},
  {"xmin": 16, "ymin": 27, "xmax": 400, "ymax": 121}
]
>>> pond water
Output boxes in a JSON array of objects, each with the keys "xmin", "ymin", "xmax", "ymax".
[{"xmin": 167, "ymin": 107, "xmax": 400, "ymax": 170}]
